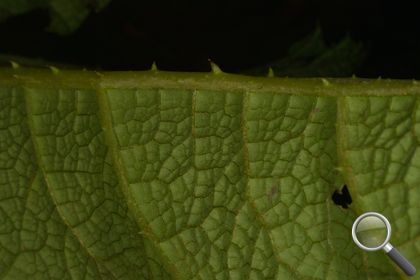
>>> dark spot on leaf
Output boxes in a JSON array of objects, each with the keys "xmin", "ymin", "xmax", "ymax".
[
  {"xmin": 332, "ymin": 184, "xmax": 352, "ymax": 209},
  {"xmin": 267, "ymin": 184, "xmax": 278, "ymax": 202}
]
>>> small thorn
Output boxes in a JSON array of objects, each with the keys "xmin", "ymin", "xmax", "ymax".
[
  {"xmin": 351, "ymin": 74, "xmax": 356, "ymax": 79},
  {"xmin": 138, "ymin": 230, "xmax": 153, "ymax": 239},
  {"xmin": 10, "ymin": 61, "xmax": 20, "ymax": 69},
  {"xmin": 151, "ymin": 62, "xmax": 158, "ymax": 71},
  {"xmin": 413, "ymin": 79, "xmax": 418, "ymax": 85},
  {"xmin": 49, "ymin": 66, "xmax": 60, "ymax": 74},
  {"xmin": 208, "ymin": 59, "xmax": 223, "ymax": 74},
  {"xmin": 321, "ymin": 78, "xmax": 330, "ymax": 86},
  {"xmin": 267, "ymin": 67, "xmax": 274, "ymax": 77},
  {"xmin": 377, "ymin": 76, "xmax": 382, "ymax": 80},
  {"xmin": 334, "ymin": 166, "xmax": 344, "ymax": 173}
]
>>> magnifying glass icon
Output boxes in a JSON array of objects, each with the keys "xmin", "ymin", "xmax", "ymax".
[{"xmin": 352, "ymin": 212, "xmax": 416, "ymax": 276}]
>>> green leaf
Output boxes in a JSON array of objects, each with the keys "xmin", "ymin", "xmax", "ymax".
[
  {"xmin": 0, "ymin": 0, "xmax": 111, "ymax": 35},
  {"xmin": 1, "ymin": 68, "xmax": 419, "ymax": 279}
]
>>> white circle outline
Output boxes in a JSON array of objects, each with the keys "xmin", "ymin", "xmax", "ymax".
[{"xmin": 352, "ymin": 212, "xmax": 391, "ymax": 251}]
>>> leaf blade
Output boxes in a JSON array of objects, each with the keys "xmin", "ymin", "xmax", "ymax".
[{"xmin": 1, "ymin": 69, "xmax": 420, "ymax": 279}]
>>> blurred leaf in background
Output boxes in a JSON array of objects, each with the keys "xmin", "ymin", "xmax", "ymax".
[
  {"xmin": 243, "ymin": 25, "xmax": 367, "ymax": 77},
  {"xmin": 0, "ymin": 0, "xmax": 111, "ymax": 35}
]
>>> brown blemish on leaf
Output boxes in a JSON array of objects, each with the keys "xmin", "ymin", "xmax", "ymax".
[{"xmin": 267, "ymin": 184, "xmax": 279, "ymax": 203}]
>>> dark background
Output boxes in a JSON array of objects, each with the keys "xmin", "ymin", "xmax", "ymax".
[{"xmin": 0, "ymin": 0, "xmax": 419, "ymax": 78}]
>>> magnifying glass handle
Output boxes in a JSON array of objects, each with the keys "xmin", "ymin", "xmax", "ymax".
[{"xmin": 386, "ymin": 247, "xmax": 416, "ymax": 276}]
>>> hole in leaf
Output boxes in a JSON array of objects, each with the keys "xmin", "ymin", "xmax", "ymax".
[{"xmin": 332, "ymin": 184, "xmax": 352, "ymax": 209}]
